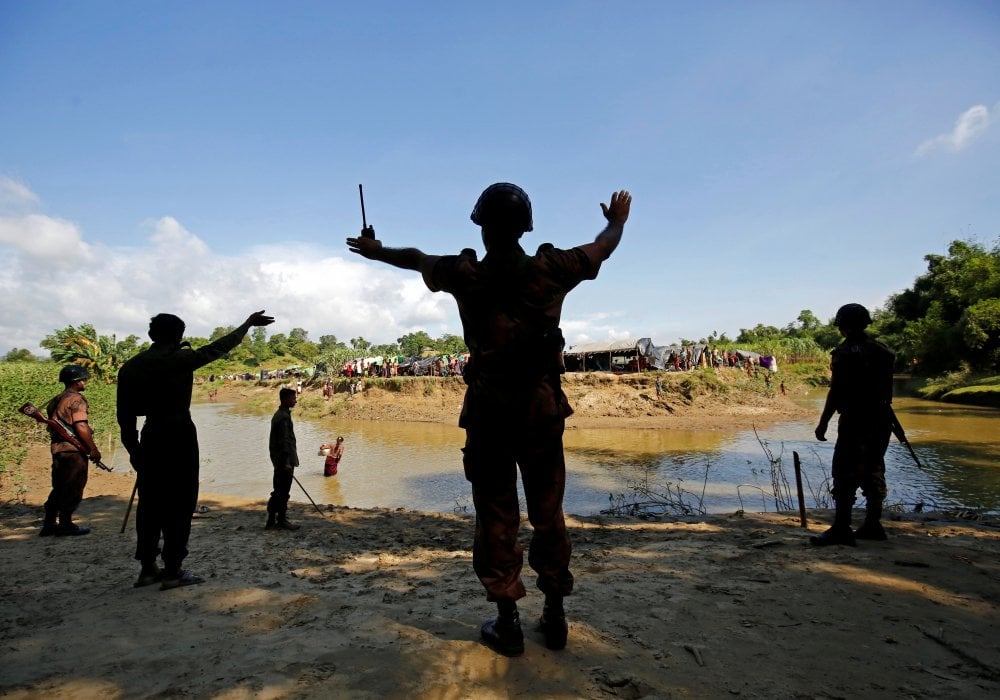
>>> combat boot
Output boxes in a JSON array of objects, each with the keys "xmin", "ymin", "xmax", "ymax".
[
  {"xmin": 264, "ymin": 513, "xmax": 278, "ymax": 530},
  {"xmin": 855, "ymin": 499, "xmax": 888, "ymax": 541},
  {"xmin": 481, "ymin": 601, "xmax": 524, "ymax": 656},
  {"xmin": 810, "ymin": 499, "xmax": 856, "ymax": 547},
  {"xmin": 538, "ymin": 596, "xmax": 568, "ymax": 650}
]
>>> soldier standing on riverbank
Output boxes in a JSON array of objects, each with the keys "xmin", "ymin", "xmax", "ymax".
[
  {"xmin": 347, "ymin": 183, "xmax": 631, "ymax": 655},
  {"xmin": 41, "ymin": 365, "xmax": 101, "ymax": 537},
  {"xmin": 812, "ymin": 303, "xmax": 895, "ymax": 546},
  {"xmin": 117, "ymin": 310, "xmax": 275, "ymax": 589}
]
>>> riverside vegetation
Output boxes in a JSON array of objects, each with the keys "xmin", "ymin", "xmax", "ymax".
[{"xmin": 2, "ymin": 360, "xmax": 827, "ymax": 505}]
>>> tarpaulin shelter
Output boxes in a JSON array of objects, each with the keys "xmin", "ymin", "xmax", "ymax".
[{"xmin": 563, "ymin": 338, "xmax": 658, "ymax": 372}]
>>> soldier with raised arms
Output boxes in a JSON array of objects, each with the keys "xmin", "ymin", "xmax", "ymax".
[{"xmin": 347, "ymin": 183, "xmax": 631, "ymax": 655}]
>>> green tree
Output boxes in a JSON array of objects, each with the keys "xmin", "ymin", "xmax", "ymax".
[
  {"xmin": 290, "ymin": 340, "xmax": 320, "ymax": 363},
  {"xmin": 876, "ymin": 238, "xmax": 1000, "ymax": 373},
  {"xmin": 435, "ymin": 333, "xmax": 468, "ymax": 355},
  {"xmin": 209, "ymin": 326, "xmax": 235, "ymax": 341},
  {"xmin": 350, "ymin": 336, "xmax": 372, "ymax": 355},
  {"xmin": 3, "ymin": 348, "xmax": 36, "ymax": 362},
  {"xmin": 736, "ymin": 324, "xmax": 781, "ymax": 344},
  {"xmin": 268, "ymin": 332, "xmax": 290, "ymax": 356},
  {"xmin": 39, "ymin": 324, "xmax": 141, "ymax": 380},
  {"xmin": 397, "ymin": 331, "xmax": 433, "ymax": 357},
  {"xmin": 250, "ymin": 326, "xmax": 273, "ymax": 364}
]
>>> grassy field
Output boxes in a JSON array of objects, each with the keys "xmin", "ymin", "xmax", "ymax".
[{"xmin": 916, "ymin": 370, "xmax": 1000, "ymax": 408}]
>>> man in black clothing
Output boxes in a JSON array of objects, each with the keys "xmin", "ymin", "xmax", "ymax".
[
  {"xmin": 266, "ymin": 387, "xmax": 300, "ymax": 531},
  {"xmin": 812, "ymin": 303, "xmax": 895, "ymax": 546},
  {"xmin": 117, "ymin": 310, "xmax": 274, "ymax": 589}
]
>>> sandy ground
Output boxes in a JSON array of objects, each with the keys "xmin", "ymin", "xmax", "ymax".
[
  {"xmin": 3, "ymin": 437, "xmax": 1000, "ymax": 699},
  {"xmin": 4, "ymin": 376, "xmax": 1000, "ymax": 699}
]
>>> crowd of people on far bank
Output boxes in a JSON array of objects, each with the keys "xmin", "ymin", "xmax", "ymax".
[{"xmin": 36, "ymin": 183, "xmax": 896, "ymax": 659}]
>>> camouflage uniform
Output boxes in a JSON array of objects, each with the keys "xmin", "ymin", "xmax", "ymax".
[
  {"xmin": 424, "ymin": 240, "xmax": 605, "ymax": 602},
  {"xmin": 827, "ymin": 335, "xmax": 895, "ymax": 503},
  {"xmin": 44, "ymin": 390, "xmax": 91, "ymax": 527}
]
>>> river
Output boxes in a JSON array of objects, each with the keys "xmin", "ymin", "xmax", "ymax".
[{"xmin": 188, "ymin": 385, "xmax": 1000, "ymax": 517}]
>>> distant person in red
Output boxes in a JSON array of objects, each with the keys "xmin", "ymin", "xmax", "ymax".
[
  {"xmin": 347, "ymin": 183, "xmax": 631, "ymax": 656},
  {"xmin": 321, "ymin": 436, "xmax": 345, "ymax": 476}
]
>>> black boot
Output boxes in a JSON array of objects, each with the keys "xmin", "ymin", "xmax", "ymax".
[
  {"xmin": 810, "ymin": 499, "xmax": 856, "ymax": 547},
  {"xmin": 39, "ymin": 513, "xmax": 58, "ymax": 537},
  {"xmin": 264, "ymin": 512, "xmax": 277, "ymax": 530},
  {"xmin": 855, "ymin": 499, "xmax": 888, "ymax": 541},
  {"xmin": 481, "ymin": 600, "xmax": 524, "ymax": 656},
  {"xmin": 275, "ymin": 514, "xmax": 300, "ymax": 531},
  {"xmin": 538, "ymin": 595, "xmax": 568, "ymax": 650},
  {"xmin": 55, "ymin": 518, "xmax": 90, "ymax": 536}
]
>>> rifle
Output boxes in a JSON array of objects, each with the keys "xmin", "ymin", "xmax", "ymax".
[
  {"xmin": 888, "ymin": 406, "xmax": 923, "ymax": 469},
  {"xmin": 19, "ymin": 402, "xmax": 113, "ymax": 471},
  {"xmin": 359, "ymin": 183, "xmax": 375, "ymax": 239}
]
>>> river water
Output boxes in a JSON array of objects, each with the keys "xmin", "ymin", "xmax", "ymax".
[{"xmin": 190, "ymin": 388, "xmax": 1000, "ymax": 516}]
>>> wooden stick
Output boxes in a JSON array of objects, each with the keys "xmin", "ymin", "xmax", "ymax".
[{"xmin": 793, "ymin": 451, "xmax": 807, "ymax": 528}]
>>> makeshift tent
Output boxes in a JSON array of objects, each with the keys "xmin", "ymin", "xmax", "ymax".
[{"xmin": 563, "ymin": 338, "xmax": 658, "ymax": 372}]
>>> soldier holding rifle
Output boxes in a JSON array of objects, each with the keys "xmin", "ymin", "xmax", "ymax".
[
  {"xmin": 40, "ymin": 364, "xmax": 101, "ymax": 537},
  {"xmin": 117, "ymin": 310, "xmax": 274, "ymax": 589},
  {"xmin": 813, "ymin": 303, "xmax": 895, "ymax": 546},
  {"xmin": 348, "ymin": 184, "xmax": 631, "ymax": 655}
]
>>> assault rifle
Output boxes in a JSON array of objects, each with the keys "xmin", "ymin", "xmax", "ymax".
[
  {"xmin": 888, "ymin": 406, "xmax": 923, "ymax": 470},
  {"xmin": 19, "ymin": 402, "xmax": 113, "ymax": 471}
]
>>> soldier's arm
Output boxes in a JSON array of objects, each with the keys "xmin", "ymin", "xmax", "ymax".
[
  {"xmin": 592, "ymin": 190, "xmax": 632, "ymax": 260},
  {"xmin": 66, "ymin": 395, "xmax": 101, "ymax": 460},
  {"xmin": 346, "ymin": 235, "xmax": 440, "ymax": 278},
  {"xmin": 75, "ymin": 420, "xmax": 101, "ymax": 460},
  {"xmin": 191, "ymin": 311, "xmax": 275, "ymax": 368}
]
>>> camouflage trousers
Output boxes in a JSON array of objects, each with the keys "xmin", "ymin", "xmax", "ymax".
[
  {"xmin": 45, "ymin": 451, "xmax": 89, "ymax": 523},
  {"xmin": 831, "ymin": 414, "xmax": 891, "ymax": 502},
  {"xmin": 462, "ymin": 419, "xmax": 574, "ymax": 602}
]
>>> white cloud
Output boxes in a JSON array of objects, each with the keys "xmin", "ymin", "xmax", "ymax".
[
  {"xmin": 0, "ymin": 186, "xmax": 631, "ymax": 356},
  {"xmin": 0, "ymin": 186, "xmax": 460, "ymax": 353},
  {"xmin": 0, "ymin": 176, "xmax": 40, "ymax": 209},
  {"xmin": 915, "ymin": 103, "xmax": 997, "ymax": 156},
  {"xmin": 0, "ymin": 213, "xmax": 93, "ymax": 262},
  {"xmin": 562, "ymin": 313, "xmax": 633, "ymax": 346}
]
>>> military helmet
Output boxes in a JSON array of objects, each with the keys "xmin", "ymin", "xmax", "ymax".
[
  {"xmin": 470, "ymin": 183, "xmax": 533, "ymax": 232},
  {"xmin": 834, "ymin": 303, "xmax": 872, "ymax": 329},
  {"xmin": 59, "ymin": 364, "xmax": 90, "ymax": 384}
]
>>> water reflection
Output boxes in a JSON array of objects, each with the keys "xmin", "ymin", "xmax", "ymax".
[{"xmin": 191, "ymin": 394, "xmax": 1000, "ymax": 516}]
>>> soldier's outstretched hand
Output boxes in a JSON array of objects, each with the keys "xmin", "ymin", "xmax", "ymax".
[
  {"xmin": 601, "ymin": 190, "xmax": 632, "ymax": 225},
  {"xmin": 346, "ymin": 234, "xmax": 383, "ymax": 260},
  {"xmin": 246, "ymin": 310, "xmax": 275, "ymax": 327}
]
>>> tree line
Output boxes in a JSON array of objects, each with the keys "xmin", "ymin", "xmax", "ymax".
[
  {"xmin": 3, "ymin": 326, "xmax": 469, "ymax": 381},
  {"xmin": 5, "ymin": 237, "xmax": 997, "ymax": 377}
]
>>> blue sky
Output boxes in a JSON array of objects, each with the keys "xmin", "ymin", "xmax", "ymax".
[{"xmin": 1, "ymin": 1, "xmax": 998, "ymax": 355}]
